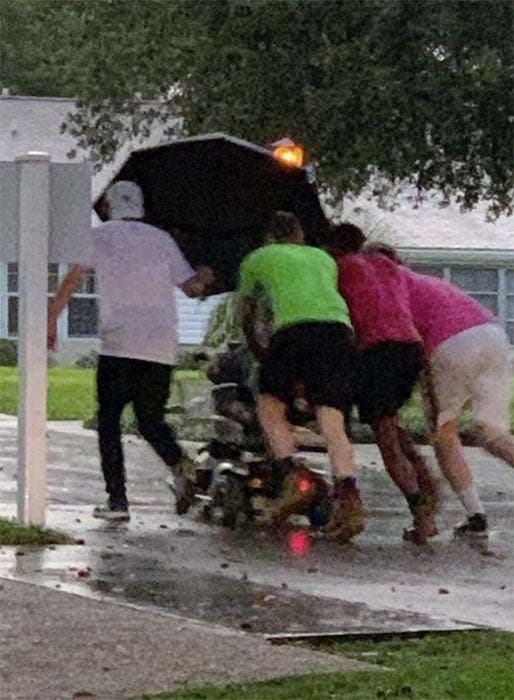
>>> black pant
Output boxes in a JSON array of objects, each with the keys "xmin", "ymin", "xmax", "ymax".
[{"xmin": 96, "ymin": 355, "xmax": 183, "ymax": 506}]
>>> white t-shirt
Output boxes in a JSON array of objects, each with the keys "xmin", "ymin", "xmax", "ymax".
[{"xmin": 83, "ymin": 220, "xmax": 194, "ymax": 365}]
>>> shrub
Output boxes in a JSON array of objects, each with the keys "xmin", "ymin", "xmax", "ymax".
[
  {"xmin": 75, "ymin": 349, "xmax": 99, "ymax": 369},
  {"xmin": 203, "ymin": 295, "xmax": 241, "ymax": 348},
  {"xmin": 175, "ymin": 350, "xmax": 210, "ymax": 371},
  {"xmin": 0, "ymin": 339, "xmax": 17, "ymax": 366}
]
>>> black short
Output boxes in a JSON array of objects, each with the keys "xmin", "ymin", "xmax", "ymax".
[
  {"xmin": 259, "ymin": 322, "xmax": 356, "ymax": 412},
  {"xmin": 355, "ymin": 341, "xmax": 425, "ymax": 424}
]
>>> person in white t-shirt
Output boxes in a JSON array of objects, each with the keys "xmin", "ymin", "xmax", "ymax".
[{"xmin": 48, "ymin": 181, "xmax": 213, "ymax": 521}]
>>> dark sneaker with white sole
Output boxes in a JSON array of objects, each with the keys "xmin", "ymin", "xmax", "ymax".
[
  {"xmin": 93, "ymin": 500, "xmax": 130, "ymax": 521},
  {"xmin": 454, "ymin": 513, "xmax": 488, "ymax": 538}
]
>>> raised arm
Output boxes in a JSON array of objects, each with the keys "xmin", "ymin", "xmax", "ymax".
[{"xmin": 48, "ymin": 264, "xmax": 90, "ymax": 350}]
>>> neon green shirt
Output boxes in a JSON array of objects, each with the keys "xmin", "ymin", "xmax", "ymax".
[{"xmin": 238, "ymin": 243, "xmax": 351, "ymax": 329}]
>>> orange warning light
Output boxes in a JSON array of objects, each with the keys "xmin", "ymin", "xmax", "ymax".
[{"xmin": 273, "ymin": 144, "xmax": 304, "ymax": 168}]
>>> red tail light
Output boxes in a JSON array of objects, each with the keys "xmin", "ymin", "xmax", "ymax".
[
  {"xmin": 298, "ymin": 476, "xmax": 312, "ymax": 493},
  {"xmin": 288, "ymin": 530, "xmax": 311, "ymax": 557}
]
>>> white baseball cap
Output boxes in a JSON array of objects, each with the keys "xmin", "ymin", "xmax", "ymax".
[{"xmin": 105, "ymin": 180, "xmax": 145, "ymax": 220}]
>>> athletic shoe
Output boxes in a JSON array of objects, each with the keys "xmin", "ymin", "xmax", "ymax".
[
  {"xmin": 167, "ymin": 456, "xmax": 197, "ymax": 515},
  {"xmin": 453, "ymin": 513, "xmax": 488, "ymax": 538},
  {"xmin": 403, "ymin": 503, "xmax": 438, "ymax": 544},
  {"xmin": 323, "ymin": 477, "xmax": 365, "ymax": 543},
  {"xmin": 270, "ymin": 462, "xmax": 319, "ymax": 526},
  {"xmin": 93, "ymin": 501, "xmax": 130, "ymax": 521}
]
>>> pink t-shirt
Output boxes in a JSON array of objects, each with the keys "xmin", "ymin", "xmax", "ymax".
[
  {"xmin": 335, "ymin": 252, "xmax": 421, "ymax": 348},
  {"xmin": 400, "ymin": 267, "xmax": 494, "ymax": 354}
]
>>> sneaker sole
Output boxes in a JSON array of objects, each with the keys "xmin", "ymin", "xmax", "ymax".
[
  {"xmin": 403, "ymin": 526, "xmax": 438, "ymax": 545},
  {"xmin": 453, "ymin": 528, "xmax": 488, "ymax": 539},
  {"xmin": 323, "ymin": 516, "xmax": 366, "ymax": 543},
  {"xmin": 92, "ymin": 511, "xmax": 130, "ymax": 521}
]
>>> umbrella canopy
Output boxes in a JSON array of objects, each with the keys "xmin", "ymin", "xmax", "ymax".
[{"xmin": 94, "ymin": 134, "xmax": 330, "ymax": 291}]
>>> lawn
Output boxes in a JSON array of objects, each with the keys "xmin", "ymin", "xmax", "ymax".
[
  {"xmin": 0, "ymin": 367, "xmax": 205, "ymax": 421},
  {"xmin": 144, "ymin": 631, "xmax": 514, "ymax": 700},
  {"xmin": 0, "ymin": 367, "xmax": 513, "ymax": 434},
  {"xmin": 0, "ymin": 366, "xmax": 96, "ymax": 420}
]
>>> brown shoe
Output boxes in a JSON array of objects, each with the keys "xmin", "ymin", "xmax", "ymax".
[
  {"xmin": 270, "ymin": 464, "xmax": 319, "ymax": 525},
  {"xmin": 403, "ymin": 503, "xmax": 439, "ymax": 544},
  {"xmin": 323, "ymin": 477, "xmax": 365, "ymax": 543}
]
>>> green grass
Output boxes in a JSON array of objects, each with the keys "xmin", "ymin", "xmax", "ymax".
[
  {"xmin": 143, "ymin": 631, "xmax": 514, "ymax": 700},
  {"xmin": 1, "ymin": 367, "xmax": 513, "ymax": 435},
  {"xmin": 399, "ymin": 378, "xmax": 514, "ymax": 436},
  {"xmin": 0, "ymin": 367, "xmax": 205, "ymax": 422},
  {"xmin": 0, "ymin": 366, "xmax": 96, "ymax": 420},
  {"xmin": 0, "ymin": 517, "xmax": 73, "ymax": 545}
]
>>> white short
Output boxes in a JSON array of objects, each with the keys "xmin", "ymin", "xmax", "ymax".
[{"xmin": 430, "ymin": 323, "xmax": 512, "ymax": 430}]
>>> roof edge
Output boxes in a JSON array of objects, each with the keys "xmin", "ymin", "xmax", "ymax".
[{"xmin": 400, "ymin": 247, "xmax": 514, "ymax": 265}]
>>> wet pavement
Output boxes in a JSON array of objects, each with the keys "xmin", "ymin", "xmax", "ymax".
[{"xmin": 1, "ymin": 413, "xmax": 513, "ymax": 639}]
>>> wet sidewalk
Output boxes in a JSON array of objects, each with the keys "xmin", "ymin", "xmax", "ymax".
[{"xmin": 0, "ymin": 414, "xmax": 513, "ymax": 698}]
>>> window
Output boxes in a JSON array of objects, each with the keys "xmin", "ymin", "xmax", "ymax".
[
  {"xmin": 5, "ymin": 263, "xmax": 99, "ymax": 339},
  {"xmin": 408, "ymin": 263, "xmax": 513, "ymax": 345},
  {"xmin": 450, "ymin": 267, "xmax": 499, "ymax": 315},
  {"xmin": 411, "ymin": 265, "xmax": 445, "ymax": 278},
  {"xmin": 6, "ymin": 263, "xmax": 59, "ymax": 337},
  {"xmin": 67, "ymin": 268, "xmax": 99, "ymax": 337}
]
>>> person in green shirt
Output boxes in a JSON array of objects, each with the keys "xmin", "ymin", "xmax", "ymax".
[{"xmin": 237, "ymin": 211, "xmax": 365, "ymax": 543}]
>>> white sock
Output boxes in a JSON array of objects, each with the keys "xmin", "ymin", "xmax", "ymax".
[{"xmin": 457, "ymin": 486, "xmax": 485, "ymax": 516}]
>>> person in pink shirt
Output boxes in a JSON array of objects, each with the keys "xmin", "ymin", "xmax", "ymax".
[
  {"xmin": 346, "ymin": 232, "xmax": 514, "ymax": 537},
  {"xmin": 328, "ymin": 224, "xmax": 439, "ymax": 543},
  {"xmin": 399, "ymin": 265, "xmax": 514, "ymax": 537}
]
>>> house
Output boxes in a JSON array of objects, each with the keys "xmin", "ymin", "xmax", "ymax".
[
  {"xmin": 1, "ymin": 95, "xmax": 512, "ymax": 364},
  {"xmin": 340, "ymin": 191, "xmax": 513, "ymax": 346},
  {"xmin": 0, "ymin": 95, "xmax": 224, "ymax": 364}
]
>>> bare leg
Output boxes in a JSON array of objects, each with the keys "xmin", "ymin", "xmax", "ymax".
[
  {"xmin": 434, "ymin": 418, "xmax": 486, "ymax": 519},
  {"xmin": 475, "ymin": 422, "xmax": 514, "ymax": 467},
  {"xmin": 372, "ymin": 415, "xmax": 420, "ymax": 497},
  {"xmin": 316, "ymin": 406, "xmax": 354, "ymax": 478},
  {"xmin": 257, "ymin": 393, "xmax": 295, "ymax": 459},
  {"xmin": 425, "ymin": 355, "xmax": 486, "ymax": 529},
  {"xmin": 373, "ymin": 415, "xmax": 438, "ymax": 542},
  {"xmin": 434, "ymin": 419, "xmax": 473, "ymax": 492},
  {"xmin": 397, "ymin": 426, "xmax": 440, "ymax": 508}
]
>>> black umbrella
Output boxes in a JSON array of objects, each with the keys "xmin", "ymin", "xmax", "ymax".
[{"xmin": 94, "ymin": 133, "xmax": 330, "ymax": 291}]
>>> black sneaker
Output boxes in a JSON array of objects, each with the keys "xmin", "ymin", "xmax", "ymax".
[
  {"xmin": 453, "ymin": 513, "xmax": 488, "ymax": 538},
  {"xmin": 93, "ymin": 500, "xmax": 130, "ymax": 521}
]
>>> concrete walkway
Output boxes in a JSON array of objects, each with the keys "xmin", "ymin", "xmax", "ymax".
[{"xmin": 0, "ymin": 414, "xmax": 513, "ymax": 699}]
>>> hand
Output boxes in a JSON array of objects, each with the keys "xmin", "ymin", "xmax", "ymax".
[{"xmin": 195, "ymin": 266, "xmax": 215, "ymax": 285}]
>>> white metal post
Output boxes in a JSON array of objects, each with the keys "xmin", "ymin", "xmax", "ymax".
[{"xmin": 16, "ymin": 153, "xmax": 50, "ymax": 525}]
